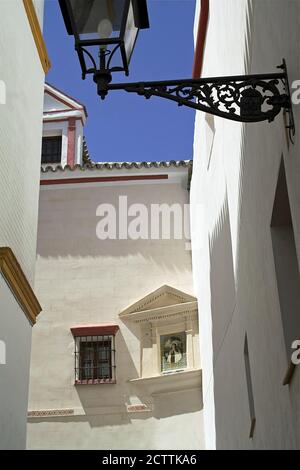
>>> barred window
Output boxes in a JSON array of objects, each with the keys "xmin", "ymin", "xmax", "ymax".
[
  {"xmin": 41, "ymin": 136, "xmax": 62, "ymax": 164},
  {"xmin": 74, "ymin": 335, "xmax": 116, "ymax": 384}
]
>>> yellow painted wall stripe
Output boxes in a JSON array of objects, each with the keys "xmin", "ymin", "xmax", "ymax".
[
  {"xmin": 0, "ymin": 247, "xmax": 42, "ymax": 326},
  {"xmin": 23, "ymin": 0, "xmax": 51, "ymax": 74}
]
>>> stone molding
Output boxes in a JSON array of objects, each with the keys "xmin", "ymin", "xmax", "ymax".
[
  {"xmin": 23, "ymin": 0, "xmax": 51, "ymax": 73},
  {"xmin": 119, "ymin": 284, "xmax": 197, "ymax": 320},
  {"xmin": 0, "ymin": 247, "xmax": 42, "ymax": 325}
]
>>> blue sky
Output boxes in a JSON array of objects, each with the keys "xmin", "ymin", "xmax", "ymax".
[{"xmin": 44, "ymin": 0, "xmax": 196, "ymax": 162}]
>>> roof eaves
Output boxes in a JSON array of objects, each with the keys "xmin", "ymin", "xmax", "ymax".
[{"xmin": 41, "ymin": 160, "xmax": 193, "ymax": 173}]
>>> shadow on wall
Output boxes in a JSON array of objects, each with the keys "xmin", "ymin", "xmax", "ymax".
[
  {"xmin": 28, "ymin": 329, "xmax": 201, "ymax": 432},
  {"xmin": 28, "ymin": 389, "xmax": 202, "ymax": 427},
  {"xmin": 206, "ymin": 127, "xmax": 300, "ymax": 448},
  {"xmin": 209, "ymin": 195, "xmax": 236, "ymax": 357},
  {"xmin": 153, "ymin": 388, "xmax": 203, "ymax": 420},
  {"xmin": 36, "ymin": 184, "xmax": 191, "ymax": 273},
  {"xmin": 31, "ymin": 182, "xmax": 198, "ymax": 446},
  {"xmin": 74, "ymin": 329, "xmax": 144, "ymax": 428},
  {"xmin": 208, "ymin": 193, "xmax": 239, "ymax": 449},
  {"xmin": 28, "ymin": 390, "xmax": 202, "ymax": 428},
  {"xmin": 74, "ymin": 330, "xmax": 202, "ymax": 427}
]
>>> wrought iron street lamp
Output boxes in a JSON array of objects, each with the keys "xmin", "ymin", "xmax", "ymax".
[{"xmin": 59, "ymin": 0, "xmax": 295, "ymax": 143}]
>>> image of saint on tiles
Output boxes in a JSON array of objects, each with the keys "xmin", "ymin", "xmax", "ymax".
[{"xmin": 161, "ymin": 332, "xmax": 187, "ymax": 372}]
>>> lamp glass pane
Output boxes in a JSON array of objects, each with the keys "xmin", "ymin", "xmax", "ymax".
[
  {"xmin": 124, "ymin": 1, "xmax": 138, "ymax": 64},
  {"xmin": 69, "ymin": 0, "xmax": 126, "ymax": 41}
]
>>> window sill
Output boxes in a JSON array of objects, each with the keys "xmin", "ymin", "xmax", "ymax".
[
  {"xmin": 129, "ymin": 368, "xmax": 202, "ymax": 396},
  {"xmin": 75, "ymin": 379, "xmax": 116, "ymax": 385}
]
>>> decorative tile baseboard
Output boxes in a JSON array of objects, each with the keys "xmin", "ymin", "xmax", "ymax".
[
  {"xmin": 126, "ymin": 404, "xmax": 152, "ymax": 413},
  {"xmin": 28, "ymin": 409, "xmax": 74, "ymax": 418}
]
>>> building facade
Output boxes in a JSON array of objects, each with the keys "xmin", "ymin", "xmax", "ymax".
[
  {"xmin": 27, "ymin": 86, "xmax": 204, "ymax": 450},
  {"xmin": 191, "ymin": 0, "xmax": 300, "ymax": 449},
  {"xmin": 0, "ymin": 0, "xmax": 50, "ymax": 450},
  {"xmin": 43, "ymin": 83, "xmax": 87, "ymax": 167}
]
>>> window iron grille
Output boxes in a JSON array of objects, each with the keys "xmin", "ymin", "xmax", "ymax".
[
  {"xmin": 74, "ymin": 335, "xmax": 116, "ymax": 384},
  {"xmin": 41, "ymin": 136, "xmax": 62, "ymax": 164}
]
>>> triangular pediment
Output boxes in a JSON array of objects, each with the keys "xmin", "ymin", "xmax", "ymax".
[
  {"xmin": 44, "ymin": 83, "xmax": 87, "ymax": 118},
  {"xmin": 119, "ymin": 285, "xmax": 196, "ymax": 318},
  {"xmin": 44, "ymin": 92, "xmax": 71, "ymax": 112}
]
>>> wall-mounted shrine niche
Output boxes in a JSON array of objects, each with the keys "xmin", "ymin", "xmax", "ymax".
[{"xmin": 119, "ymin": 285, "xmax": 201, "ymax": 395}]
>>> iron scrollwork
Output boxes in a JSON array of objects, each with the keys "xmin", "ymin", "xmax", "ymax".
[{"xmin": 103, "ymin": 60, "xmax": 295, "ymax": 143}]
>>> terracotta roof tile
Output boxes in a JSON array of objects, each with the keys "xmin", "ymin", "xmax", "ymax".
[{"xmin": 41, "ymin": 160, "xmax": 193, "ymax": 173}]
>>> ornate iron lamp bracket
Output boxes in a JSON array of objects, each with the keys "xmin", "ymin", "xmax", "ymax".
[{"xmin": 97, "ymin": 59, "xmax": 295, "ymax": 144}]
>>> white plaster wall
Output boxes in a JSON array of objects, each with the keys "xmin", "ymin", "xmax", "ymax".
[
  {"xmin": 0, "ymin": 0, "xmax": 45, "ymax": 284},
  {"xmin": 0, "ymin": 275, "xmax": 32, "ymax": 450},
  {"xmin": 191, "ymin": 0, "xmax": 300, "ymax": 450},
  {"xmin": 0, "ymin": 0, "xmax": 45, "ymax": 450},
  {"xmin": 28, "ymin": 396, "xmax": 204, "ymax": 450},
  {"xmin": 27, "ymin": 174, "xmax": 204, "ymax": 449}
]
